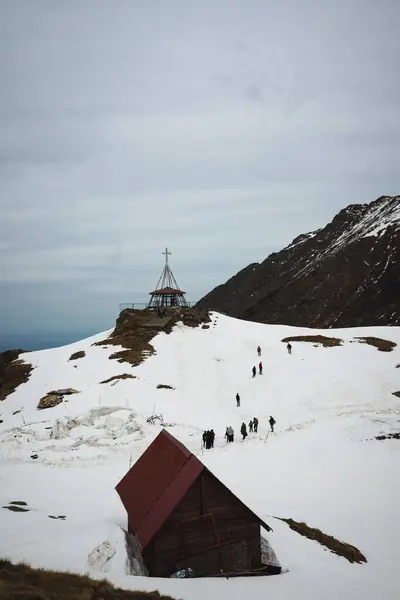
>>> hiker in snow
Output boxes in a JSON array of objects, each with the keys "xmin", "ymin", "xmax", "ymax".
[
  {"xmin": 241, "ymin": 422, "xmax": 248, "ymax": 440},
  {"xmin": 257, "ymin": 345, "xmax": 261, "ymax": 356},
  {"xmin": 252, "ymin": 366, "xmax": 257, "ymax": 378},
  {"xmin": 205, "ymin": 430, "xmax": 211, "ymax": 449},
  {"xmin": 287, "ymin": 342, "xmax": 292, "ymax": 355},
  {"xmin": 253, "ymin": 417, "xmax": 259, "ymax": 433},
  {"xmin": 202, "ymin": 431, "xmax": 207, "ymax": 448},
  {"xmin": 209, "ymin": 429, "xmax": 215, "ymax": 448},
  {"xmin": 236, "ymin": 392, "xmax": 240, "ymax": 407},
  {"xmin": 269, "ymin": 415, "xmax": 276, "ymax": 433},
  {"xmin": 249, "ymin": 419, "xmax": 253, "ymax": 432},
  {"xmin": 226, "ymin": 426, "xmax": 234, "ymax": 443},
  {"xmin": 259, "ymin": 361, "xmax": 263, "ymax": 375},
  {"xmin": 225, "ymin": 427, "xmax": 229, "ymax": 442}
]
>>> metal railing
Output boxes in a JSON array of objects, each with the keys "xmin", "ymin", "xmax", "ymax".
[{"xmin": 119, "ymin": 301, "xmax": 198, "ymax": 312}]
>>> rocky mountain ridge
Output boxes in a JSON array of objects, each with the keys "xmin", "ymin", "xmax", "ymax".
[{"xmin": 196, "ymin": 195, "xmax": 400, "ymax": 328}]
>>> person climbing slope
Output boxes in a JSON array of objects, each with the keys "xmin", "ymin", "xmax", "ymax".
[
  {"xmin": 287, "ymin": 342, "xmax": 292, "ymax": 355},
  {"xmin": 253, "ymin": 417, "xmax": 259, "ymax": 433},
  {"xmin": 252, "ymin": 366, "xmax": 257, "ymax": 378},
  {"xmin": 257, "ymin": 345, "xmax": 261, "ymax": 356},
  {"xmin": 269, "ymin": 415, "xmax": 276, "ymax": 433},
  {"xmin": 259, "ymin": 361, "xmax": 263, "ymax": 375},
  {"xmin": 205, "ymin": 430, "xmax": 212, "ymax": 449},
  {"xmin": 249, "ymin": 419, "xmax": 253, "ymax": 432},
  {"xmin": 226, "ymin": 425, "xmax": 234, "ymax": 443},
  {"xmin": 236, "ymin": 392, "xmax": 240, "ymax": 407},
  {"xmin": 240, "ymin": 422, "xmax": 248, "ymax": 440},
  {"xmin": 202, "ymin": 431, "xmax": 207, "ymax": 448},
  {"xmin": 209, "ymin": 429, "xmax": 215, "ymax": 448}
]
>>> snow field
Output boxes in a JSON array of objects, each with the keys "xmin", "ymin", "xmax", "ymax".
[{"xmin": 0, "ymin": 313, "xmax": 399, "ymax": 599}]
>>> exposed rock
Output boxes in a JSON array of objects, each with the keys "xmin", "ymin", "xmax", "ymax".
[
  {"xmin": 37, "ymin": 394, "xmax": 63, "ymax": 410},
  {"xmin": 47, "ymin": 388, "xmax": 80, "ymax": 395},
  {"xmin": 0, "ymin": 349, "xmax": 33, "ymax": 401},
  {"xmin": 196, "ymin": 195, "xmax": 400, "ymax": 328},
  {"xmin": 100, "ymin": 374, "xmax": 136, "ymax": 384},
  {"xmin": 168, "ymin": 306, "xmax": 211, "ymax": 331},
  {"xmin": 282, "ymin": 335, "xmax": 343, "ymax": 348},
  {"xmin": 95, "ymin": 306, "xmax": 211, "ymax": 366},
  {"xmin": 69, "ymin": 350, "xmax": 85, "ymax": 361},
  {"xmin": 157, "ymin": 384, "xmax": 175, "ymax": 390},
  {"xmin": 3, "ymin": 505, "xmax": 30, "ymax": 512},
  {"xmin": 375, "ymin": 432, "xmax": 400, "ymax": 440},
  {"xmin": 353, "ymin": 337, "xmax": 396, "ymax": 352},
  {"xmin": 96, "ymin": 308, "xmax": 157, "ymax": 366}
]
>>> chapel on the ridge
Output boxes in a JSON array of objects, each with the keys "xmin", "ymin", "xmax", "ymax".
[{"xmin": 147, "ymin": 248, "xmax": 188, "ymax": 309}]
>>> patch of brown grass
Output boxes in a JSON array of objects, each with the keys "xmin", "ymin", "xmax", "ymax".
[
  {"xmin": 282, "ymin": 335, "xmax": 343, "ymax": 348},
  {"xmin": 108, "ymin": 348, "xmax": 154, "ymax": 367},
  {"xmin": 0, "ymin": 557, "xmax": 178, "ymax": 600},
  {"xmin": 69, "ymin": 350, "xmax": 86, "ymax": 361},
  {"xmin": 354, "ymin": 337, "xmax": 396, "ymax": 352},
  {"xmin": 156, "ymin": 384, "xmax": 175, "ymax": 390},
  {"xmin": 0, "ymin": 350, "xmax": 33, "ymax": 402},
  {"xmin": 95, "ymin": 309, "xmax": 157, "ymax": 367},
  {"xmin": 276, "ymin": 517, "xmax": 366, "ymax": 564},
  {"xmin": 96, "ymin": 307, "xmax": 211, "ymax": 367},
  {"xmin": 393, "ymin": 391, "xmax": 400, "ymax": 398},
  {"xmin": 100, "ymin": 374, "xmax": 137, "ymax": 384},
  {"xmin": 2, "ymin": 505, "xmax": 30, "ymax": 513}
]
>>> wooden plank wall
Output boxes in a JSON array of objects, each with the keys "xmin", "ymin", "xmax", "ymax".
[{"xmin": 146, "ymin": 471, "xmax": 263, "ymax": 577}]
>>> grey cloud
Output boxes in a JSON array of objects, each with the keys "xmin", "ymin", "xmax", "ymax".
[
  {"xmin": 0, "ymin": 0, "xmax": 399, "ymax": 338},
  {"xmin": 244, "ymin": 84, "xmax": 265, "ymax": 104}
]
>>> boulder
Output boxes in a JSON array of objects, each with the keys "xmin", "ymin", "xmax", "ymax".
[
  {"xmin": 37, "ymin": 394, "xmax": 63, "ymax": 410},
  {"xmin": 69, "ymin": 351, "xmax": 85, "ymax": 361}
]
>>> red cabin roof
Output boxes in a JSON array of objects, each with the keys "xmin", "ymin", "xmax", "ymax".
[
  {"xmin": 115, "ymin": 429, "xmax": 271, "ymax": 550},
  {"xmin": 149, "ymin": 286, "xmax": 186, "ymax": 295}
]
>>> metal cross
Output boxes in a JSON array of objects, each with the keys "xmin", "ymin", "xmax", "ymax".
[{"xmin": 162, "ymin": 247, "xmax": 171, "ymax": 264}]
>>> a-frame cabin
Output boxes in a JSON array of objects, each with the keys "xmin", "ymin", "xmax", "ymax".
[{"xmin": 116, "ymin": 429, "xmax": 280, "ymax": 578}]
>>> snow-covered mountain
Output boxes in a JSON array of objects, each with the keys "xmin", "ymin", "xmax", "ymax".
[
  {"xmin": 0, "ymin": 313, "xmax": 400, "ymax": 599},
  {"xmin": 196, "ymin": 195, "xmax": 400, "ymax": 328}
]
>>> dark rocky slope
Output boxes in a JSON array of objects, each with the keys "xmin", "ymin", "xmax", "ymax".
[
  {"xmin": 0, "ymin": 349, "xmax": 33, "ymax": 402},
  {"xmin": 196, "ymin": 195, "xmax": 400, "ymax": 328}
]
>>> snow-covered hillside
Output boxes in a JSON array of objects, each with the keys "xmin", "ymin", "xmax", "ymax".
[{"xmin": 0, "ymin": 313, "xmax": 400, "ymax": 599}]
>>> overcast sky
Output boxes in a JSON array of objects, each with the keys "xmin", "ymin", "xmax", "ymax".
[{"xmin": 1, "ymin": 0, "xmax": 399, "ymax": 338}]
